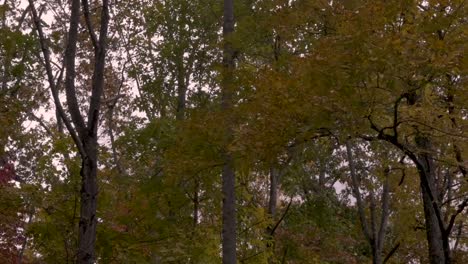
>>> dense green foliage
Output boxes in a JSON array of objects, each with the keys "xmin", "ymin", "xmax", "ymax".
[{"xmin": 0, "ymin": 0, "xmax": 466, "ymax": 263}]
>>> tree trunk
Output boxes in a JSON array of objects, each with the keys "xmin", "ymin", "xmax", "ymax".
[
  {"xmin": 266, "ymin": 166, "xmax": 279, "ymax": 263},
  {"xmin": 421, "ymin": 183, "xmax": 445, "ymax": 264},
  {"xmin": 175, "ymin": 55, "xmax": 187, "ymax": 121},
  {"xmin": 378, "ymin": 128, "xmax": 452, "ymax": 264},
  {"xmin": 268, "ymin": 167, "xmax": 279, "ymax": 218},
  {"xmin": 76, "ymin": 1, "xmax": 109, "ymax": 262},
  {"xmin": 371, "ymin": 247, "xmax": 382, "ymax": 264},
  {"xmin": 77, "ymin": 142, "xmax": 98, "ymax": 263},
  {"xmin": 221, "ymin": 0, "xmax": 236, "ymax": 263},
  {"xmin": 222, "ymin": 154, "xmax": 236, "ymax": 264},
  {"xmin": 375, "ymin": 89, "xmax": 454, "ymax": 263},
  {"xmin": 416, "ymin": 135, "xmax": 447, "ymax": 264},
  {"xmin": 346, "ymin": 141, "xmax": 393, "ymax": 264},
  {"xmin": 174, "ymin": 51, "xmax": 198, "ymax": 227}
]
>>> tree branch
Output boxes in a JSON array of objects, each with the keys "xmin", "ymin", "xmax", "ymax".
[
  {"xmin": 64, "ymin": 0, "xmax": 87, "ymax": 139},
  {"xmin": 383, "ymin": 242, "xmax": 400, "ymax": 264},
  {"xmin": 367, "ymin": 113, "xmax": 448, "ymax": 246},
  {"xmin": 81, "ymin": 0, "xmax": 99, "ymax": 50},
  {"xmin": 86, "ymin": 0, "xmax": 109, "ymax": 135},
  {"xmin": 28, "ymin": 0, "xmax": 85, "ymax": 158},
  {"xmin": 346, "ymin": 140, "xmax": 372, "ymax": 242},
  {"xmin": 377, "ymin": 168, "xmax": 390, "ymax": 251},
  {"xmin": 445, "ymin": 198, "xmax": 468, "ymax": 236},
  {"xmin": 269, "ymin": 198, "xmax": 293, "ymax": 236}
]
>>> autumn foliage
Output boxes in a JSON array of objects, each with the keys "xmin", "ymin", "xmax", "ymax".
[{"xmin": 0, "ymin": 0, "xmax": 467, "ymax": 263}]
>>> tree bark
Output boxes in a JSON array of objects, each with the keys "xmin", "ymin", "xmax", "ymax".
[
  {"xmin": 221, "ymin": 0, "xmax": 236, "ymax": 263},
  {"xmin": 77, "ymin": 1, "xmax": 109, "ymax": 262},
  {"xmin": 222, "ymin": 154, "xmax": 236, "ymax": 264},
  {"xmin": 415, "ymin": 135, "xmax": 446, "ymax": 264},
  {"xmin": 77, "ymin": 142, "xmax": 98, "ymax": 263},
  {"xmin": 175, "ymin": 53, "xmax": 187, "ymax": 121},
  {"xmin": 266, "ymin": 166, "xmax": 279, "ymax": 263},
  {"xmin": 268, "ymin": 167, "xmax": 279, "ymax": 218}
]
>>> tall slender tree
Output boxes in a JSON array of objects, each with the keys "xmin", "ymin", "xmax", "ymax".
[{"xmin": 222, "ymin": 0, "xmax": 237, "ymax": 263}]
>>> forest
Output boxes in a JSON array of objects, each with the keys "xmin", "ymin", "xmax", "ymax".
[{"xmin": 0, "ymin": 0, "xmax": 467, "ymax": 263}]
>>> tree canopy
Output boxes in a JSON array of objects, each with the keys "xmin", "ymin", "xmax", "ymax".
[{"xmin": 0, "ymin": 0, "xmax": 466, "ymax": 263}]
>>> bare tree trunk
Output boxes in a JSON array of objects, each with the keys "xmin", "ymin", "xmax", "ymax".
[{"xmin": 221, "ymin": 0, "xmax": 236, "ymax": 263}]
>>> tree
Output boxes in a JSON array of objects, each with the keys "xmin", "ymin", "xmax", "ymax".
[
  {"xmin": 221, "ymin": 0, "xmax": 237, "ymax": 263},
  {"xmin": 0, "ymin": 0, "xmax": 466, "ymax": 263},
  {"xmin": 28, "ymin": 0, "xmax": 110, "ymax": 262},
  {"xmin": 345, "ymin": 140, "xmax": 399, "ymax": 264}
]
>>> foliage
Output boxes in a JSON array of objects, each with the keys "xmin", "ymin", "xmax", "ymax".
[{"xmin": 0, "ymin": 0, "xmax": 466, "ymax": 263}]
